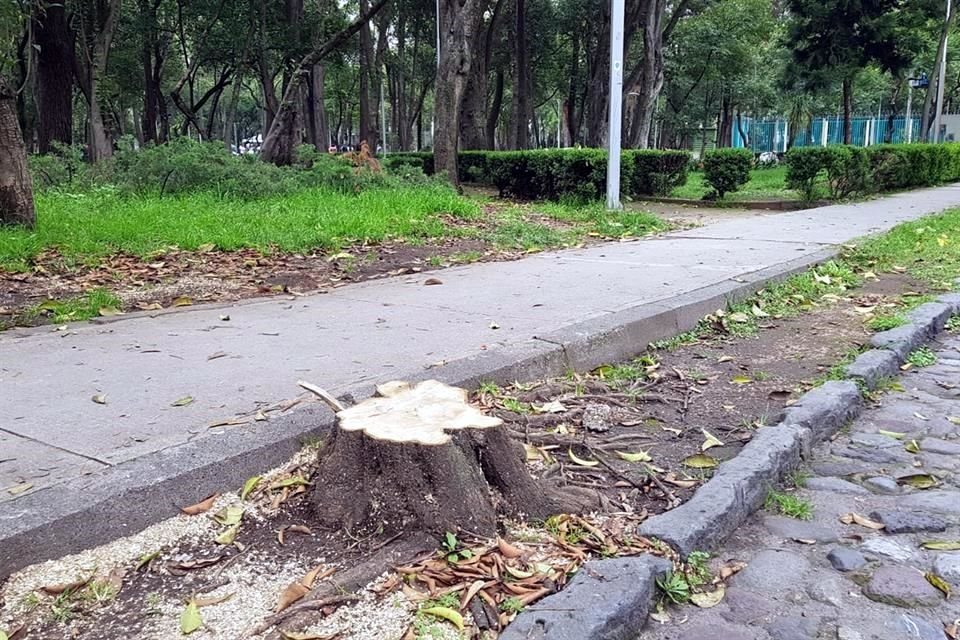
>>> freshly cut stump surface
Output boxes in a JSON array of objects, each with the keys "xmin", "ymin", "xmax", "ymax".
[{"xmin": 311, "ymin": 380, "xmax": 595, "ymax": 535}]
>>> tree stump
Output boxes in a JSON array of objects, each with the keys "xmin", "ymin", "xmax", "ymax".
[{"xmin": 311, "ymin": 380, "xmax": 595, "ymax": 536}]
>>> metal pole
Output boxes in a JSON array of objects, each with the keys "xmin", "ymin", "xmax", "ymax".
[
  {"xmin": 934, "ymin": 0, "xmax": 952, "ymax": 143},
  {"xmin": 605, "ymin": 0, "xmax": 624, "ymax": 211},
  {"xmin": 906, "ymin": 84, "xmax": 914, "ymax": 143}
]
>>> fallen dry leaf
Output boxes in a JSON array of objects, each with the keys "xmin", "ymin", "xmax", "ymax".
[
  {"xmin": 424, "ymin": 278, "xmax": 443, "ymax": 286},
  {"xmin": 690, "ymin": 585, "xmax": 725, "ymax": 608},
  {"xmin": 40, "ymin": 576, "xmax": 91, "ymax": 595},
  {"xmin": 839, "ymin": 513, "xmax": 885, "ymax": 530},
  {"xmin": 91, "ymin": 394, "xmax": 107, "ymax": 405},
  {"xmin": 194, "ymin": 592, "xmax": 234, "ymax": 607},
  {"xmin": 181, "ymin": 493, "xmax": 220, "ymax": 516}
]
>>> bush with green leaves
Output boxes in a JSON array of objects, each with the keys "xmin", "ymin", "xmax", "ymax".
[
  {"xmin": 702, "ymin": 148, "xmax": 753, "ymax": 199},
  {"xmin": 30, "ymin": 139, "xmax": 443, "ymax": 199},
  {"xmin": 786, "ymin": 142, "xmax": 960, "ymax": 200},
  {"xmin": 385, "ymin": 148, "xmax": 690, "ymax": 201}
]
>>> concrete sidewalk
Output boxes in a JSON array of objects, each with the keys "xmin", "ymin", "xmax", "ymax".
[{"xmin": 1, "ymin": 185, "xmax": 959, "ymax": 575}]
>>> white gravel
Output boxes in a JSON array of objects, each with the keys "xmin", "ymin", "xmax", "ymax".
[{"xmin": 144, "ymin": 552, "xmax": 314, "ymax": 640}]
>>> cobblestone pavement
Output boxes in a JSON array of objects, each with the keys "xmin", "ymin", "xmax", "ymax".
[{"xmin": 641, "ymin": 334, "xmax": 960, "ymax": 640}]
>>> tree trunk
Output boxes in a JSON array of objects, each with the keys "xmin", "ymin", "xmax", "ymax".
[
  {"xmin": 359, "ymin": 0, "xmax": 376, "ymax": 147},
  {"xmin": 0, "ymin": 76, "xmax": 36, "ymax": 228},
  {"xmin": 75, "ymin": 0, "xmax": 122, "ymax": 162},
  {"xmin": 510, "ymin": 0, "xmax": 530, "ymax": 149},
  {"xmin": 261, "ymin": 0, "xmax": 390, "ymax": 165},
  {"xmin": 310, "ymin": 382, "xmax": 595, "ymax": 535},
  {"xmin": 736, "ymin": 110, "xmax": 749, "ymax": 149},
  {"xmin": 631, "ymin": 0, "xmax": 664, "ymax": 149},
  {"xmin": 842, "ymin": 76, "xmax": 853, "ymax": 145},
  {"xmin": 140, "ymin": 0, "xmax": 163, "ymax": 145},
  {"xmin": 566, "ymin": 33, "xmax": 580, "ymax": 146},
  {"xmin": 485, "ymin": 69, "xmax": 504, "ymax": 149},
  {"xmin": 306, "ymin": 64, "xmax": 329, "ymax": 150},
  {"xmin": 922, "ymin": 10, "xmax": 956, "ymax": 142},
  {"xmin": 435, "ymin": 0, "xmax": 485, "ymax": 187},
  {"xmin": 35, "ymin": 1, "xmax": 74, "ymax": 153}
]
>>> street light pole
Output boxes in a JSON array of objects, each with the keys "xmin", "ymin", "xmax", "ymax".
[
  {"xmin": 934, "ymin": 0, "xmax": 952, "ymax": 143},
  {"xmin": 906, "ymin": 83, "xmax": 914, "ymax": 143},
  {"xmin": 606, "ymin": 0, "xmax": 624, "ymax": 211}
]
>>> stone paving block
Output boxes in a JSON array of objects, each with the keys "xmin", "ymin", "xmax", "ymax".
[
  {"xmin": 844, "ymin": 349, "xmax": 901, "ymax": 390},
  {"xmin": 499, "ymin": 555, "xmax": 670, "ymax": 640},
  {"xmin": 862, "ymin": 566, "xmax": 942, "ymax": 608}
]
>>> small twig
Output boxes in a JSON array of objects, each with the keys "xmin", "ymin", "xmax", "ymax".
[
  {"xmin": 297, "ymin": 380, "xmax": 347, "ymax": 412},
  {"xmin": 248, "ymin": 594, "xmax": 360, "ymax": 636},
  {"xmin": 213, "ymin": 543, "xmax": 255, "ymax": 579},
  {"xmin": 586, "ymin": 447, "xmax": 647, "ymax": 493}
]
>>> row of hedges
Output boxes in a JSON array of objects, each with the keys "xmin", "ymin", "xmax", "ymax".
[
  {"xmin": 383, "ymin": 148, "xmax": 691, "ymax": 200},
  {"xmin": 784, "ymin": 143, "xmax": 960, "ymax": 200}
]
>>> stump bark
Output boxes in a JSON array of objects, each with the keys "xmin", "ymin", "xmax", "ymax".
[{"xmin": 311, "ymin": 380, "xmax": 595, "ymax": 535}]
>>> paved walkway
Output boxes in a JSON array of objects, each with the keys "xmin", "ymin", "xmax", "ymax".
[
  {"xmin": 641, "ymin": 334, "xmax": 960, "ymax": 640},
  {"xmin": 2, "ymin": 185, "xmax": 960, "ymax": 505}
]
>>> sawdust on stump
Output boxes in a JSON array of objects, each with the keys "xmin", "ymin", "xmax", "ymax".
[{"xmin": 311, "ymin": 380, "xmax": 597, "ymax": 535}]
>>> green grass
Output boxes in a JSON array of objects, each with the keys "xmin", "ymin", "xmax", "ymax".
[
  {"xmin": 671, "ymin": 167, "xmax": 795, "ymax": 202},
  {"xmin": 764, "ymin": 490, "xmax": 814, "ymax": 520},
  {"xmin": 867, "ymin": 312, "xmax": 907, "ymax": 332},
  {"xmin": 846, "ymin": 209, "xmax": 960, "ymax": 288},
  {"xmin": 21, "ymin": 288, "xmax": 122, "ymax": 324},
  {"xmin": 0, "ymin": 185, "xmax": 480, "ymax": 271},
  {"xmin": 947, "ymin": 316, "xmax": 960, "ymax": 333},
  {"xmin": 906, "ymin": 346, "xmax": 938, "ymax": 368},
  {"xmin": 487, "ymin": 202, "xmax": 667, "ymax": 251}
]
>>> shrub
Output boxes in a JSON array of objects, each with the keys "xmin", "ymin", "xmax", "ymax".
[
  {"xmin": 823, "ymin": 145, "xmax": 871, "ymax": 199},
  {"xmin": 702, "ymin": 148, "xmax": 753, "ymax": 199},
  {"xmin": 30, "ymin": 139, "xmax": 443, "ymax": 199},
  {"xmin": 787, "ymin": 142, "xmax": 960, "ymax": 201},
  {"xmin": 628, "ymin": 150, "xmax": 690, "ymax": 196},
  {"xmin": 384, "ymin": 148, "xmax": 690, "ymax": 201},
  {"xmin": 784, "ymin": 147, "xmax": 830, "ymax": 200}
]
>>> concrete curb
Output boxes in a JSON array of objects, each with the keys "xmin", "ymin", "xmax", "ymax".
[
  {"xmin": 0, "ymin": 246, "xmax": 841, "ymax": 579},
  {"xmin": 499, "ymin": 556, "xmax": 671, "ymax": 640},
  {"xmin": 639, "ymin": 289, "xmax": 960, "ymax": 560}
]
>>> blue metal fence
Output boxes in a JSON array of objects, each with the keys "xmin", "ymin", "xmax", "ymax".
[{"xmin": 732, "ymin": 116, "xmax": 923, "ymax": 152}]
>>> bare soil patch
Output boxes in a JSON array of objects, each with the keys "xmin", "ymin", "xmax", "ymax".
[{"xmin": 0, "ymin": 274, "xmax": 927, "ymax": 640}]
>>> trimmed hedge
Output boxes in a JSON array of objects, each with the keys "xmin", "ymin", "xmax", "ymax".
[
  {"xmin": 785, "ymin": 143, "xmax": 960, "ymax": 200},
  {"xmin": 702, "ymin": 148, "xmax": 753, "ymax": 199},
  {"xmin": 383, "ymin": 148, "xmax": 690, "ymax": 201}
]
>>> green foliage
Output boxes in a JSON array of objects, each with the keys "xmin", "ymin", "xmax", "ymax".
[
  {"xmin": 786, "ymin": 143, "xmax": 960, "ymax": 201},
  {"xmin": 628, "ymin": 150, "xmax": 691, "ymax": 196},
  {"xmin": 0, "ymin": 184, "xmax": 477, "ymax": 270},
  {"xmin": 385, "ymin": 148, "xmax": 691, "ymax": 201},
  {"xmin": 866, "ymin": 313, "xmax": 906, "ymax": 332},
  {"xmin": 656, "ymin": 572, "xmax": 692, "ymax": 604},
  {"xmin": 702, "ymin": 149, "xmax": 753, "ymax": 199},
  {"xmin": 764, "ymin": 490, "xmax": 813, "ymax": 520},
  {"xmin": 31, "ymin": 139, "xmax": 441, "ymax": 200},
  {"xmin": 23, "ymin": 289, "xmax": 122, "ymax": 325},
  {"xmin": 907, "ymin": 347, "xmax": 937, "ymax": 368},
  {"xmin": 947, "ymin": 316, "xmax": 960, "ymax": 333}
]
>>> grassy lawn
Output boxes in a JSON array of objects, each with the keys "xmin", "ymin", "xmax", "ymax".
[
  {"xmin": 846, "ymin": 208, "xmax": 960, "ymax": 288},
  {"xmin": 671, "ymin": 166, "xmax": 796, "ymax": 202},
  {"xmin": 0, "ymin": 185, "xmax": 480, "ymax": 271},
  {"xmin": 0, "ymin": 184, "xmax": 669, "ymax": 327}
]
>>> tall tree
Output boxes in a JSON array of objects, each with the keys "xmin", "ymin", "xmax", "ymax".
[
  {"xmin": 787, "ymin": 0, "xmax": 917, "ymax": 144},
  {"xmin": 0, "ymin": 74, "xmax": 35, "ymax": 228},
  {"xmin": 434, "ymin": 0, "xmax": 486, "ymax": 185},
  {"xmin": 74, "ymin": 0, "xmax": 123, "ymax": 161},
  {"xmin": 260, "ymin": 0, "xmax": 389, "ymax": 164},
  {"xmin": 34, "ymin": 1, "xmax": 75, "ymax": 153}
]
